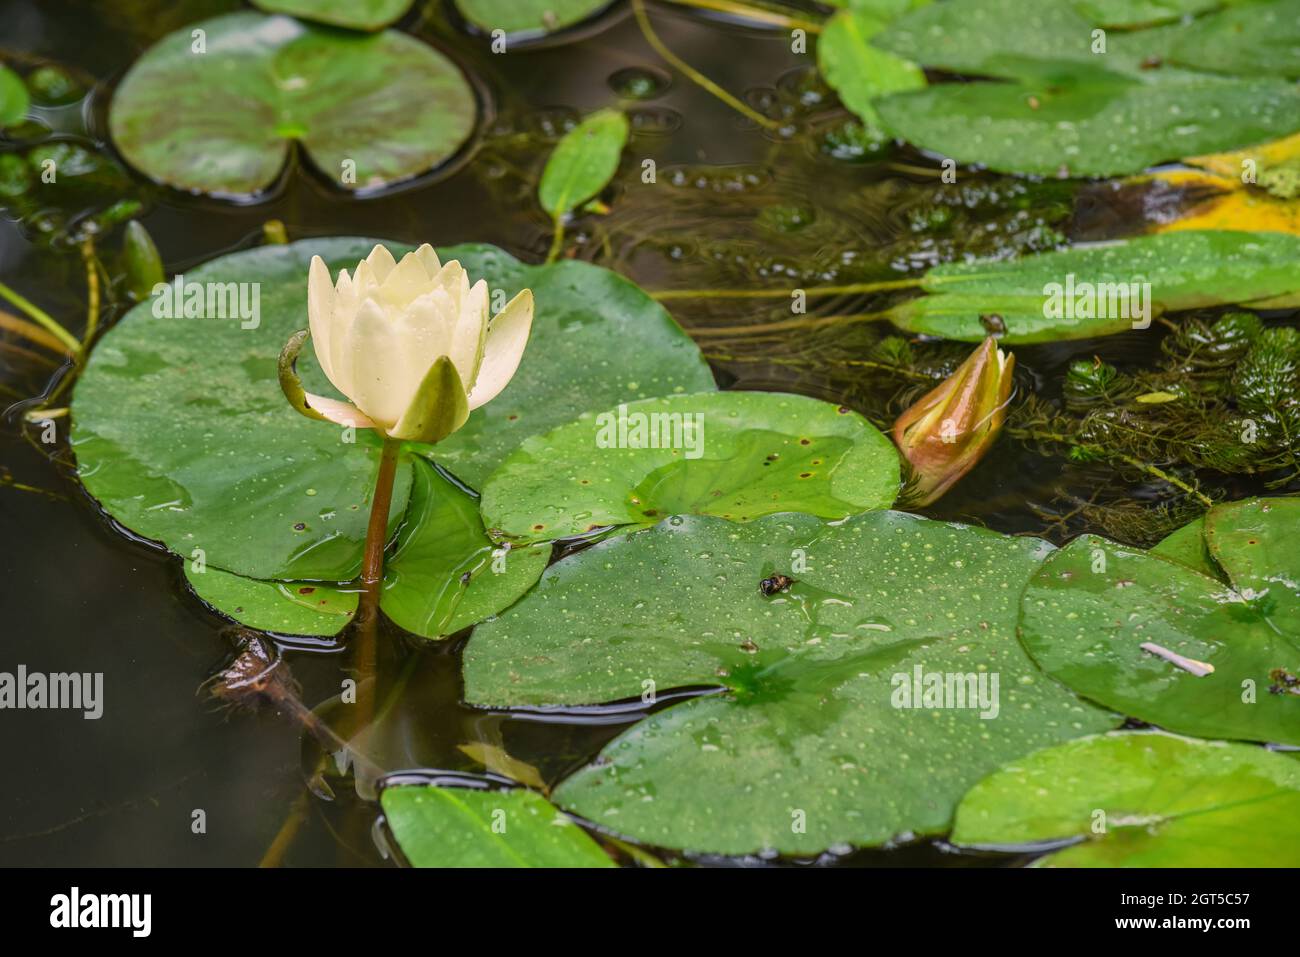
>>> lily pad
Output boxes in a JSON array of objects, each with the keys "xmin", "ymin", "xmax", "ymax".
[
  {"xmin": 416, "ymin": 246, "xmax": 717, "ymax": 488},
  {"xmin": 72, "ymin": 238, "xmax": 413, "ymax": 581},
  {"xmin": 250, "ymin": 0, "xmax": 414, "ymax": 31},
  {"xmin": 1071, "ymin": 0, "xmax": 1222, "ymax": 27},
  {"xmin": 817, "ymin": 8, "xmax": 926, "ymax": 129},
  {"xmin": 952, "ymin": 731, "xmax": 1300, "ymax": 866},
  {"xmin": 892, "ymin": 230, "xmax": 1300, "ymax": 343},
  {"xmin": 1149, "ymin": 515, "xmax": 1219, "ymax": 579},
  {"xmin": 538, "ymin": 108, "xmax": 628, "ymax": 218},
  {"xmin": 1018, "ymin": 522, "xmax": 1300, "ymax": 746},
  {"xmin": 872, "ymin": 0, "xmax": 1300, "ymax": 176},
  {"xmin": 1169, "ymin": 0, "xmax": 1300, "ymax": 80},
  {"xmin": 185, "ymin": 565, "xmax": 357, "ymax": 637},
  {"xmin": 454, "ymin": 0, "xmax": 614, "ymax": 38},
  {"xmin": 479, "ymin": 391, "xmax": 900, "ymax": 543},
  {"xmin": 381, "ymin": 784, "xmax": 615, "ymax": 867},
  {"xmin": 1204, "ymin": 496, "xmax": 1300, "ymax": 637},
  {"xmin": 467, "ymin": 511, "xmax": 1117, "ymax": 855},
  {"xmin": 381, "ymin": 459, "xmax": 551, "ymax": 639},
  {"xmin": 109, "ymin": 13, "xmax": 476, "ymax": 197},
  {"xmin": 0, "ymin": 64, "xmax": 29, "ymax": 127}
]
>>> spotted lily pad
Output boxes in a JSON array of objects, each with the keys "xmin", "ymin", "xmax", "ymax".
[
  {"xmin": 381, "ymin": 785, "xmax": 615, "ymax": 867},
  {"xmin": 1018, "ymin": 503, "xmax": 1300, "ymax": 746},
  {"xmin": 250, "ymin": 0, "xmax": 414, "ymax": 31},
  {"xmin": 480, "ymin": 391, "xmax": 900, "ymax": 543},
  {"xmin": 892, "ymin": 230, "xmax": 1300, "ymax": 343},
  {"xmin": 952, "ymin": 731, "xmax": 1300, "ymax": 866},
  {"xmin": 72, "ymin": 238, "xmax": 413, "ymax": 581},
  {"xmin": 109, "ymin": 13, "xmax": 476, "ymax": 197},
  {"xmin": 467, "ymin": 511, "xmax": 1117, "ymax": 855},
  {"xmin": 381, "ymin": 459, "xmax": 551, "ymax": 639},
  {"xmin": 454, "ymin": 0, "xmax": 615, "ymax": 38},
  {"xmin": 180, "ymin": 459, "xmax": 550, "ymax": 638},
  {"xmin": 417, "ymin": 247, "xmax": 717, "ymax": 488}
]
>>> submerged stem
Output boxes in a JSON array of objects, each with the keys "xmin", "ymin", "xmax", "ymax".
[
  {"xmin": 79, "ymin": 238, "xmax": 100, "ymax": 352},
  {"xmin": 0, "ymin": 281, "xmax": 80, "ymax": 355},
  {"xmin": 632, "ymin": 0, "xmax": 781, "ymax": 131},
  {"xmin": 664, "ymin": 0, "xmax": 823, "ymax": 31}
]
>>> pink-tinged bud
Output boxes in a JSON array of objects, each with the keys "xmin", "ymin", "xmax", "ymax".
[{"xmin": 892, "ymin": 337, "xmax": 1015, "ymax": 506}]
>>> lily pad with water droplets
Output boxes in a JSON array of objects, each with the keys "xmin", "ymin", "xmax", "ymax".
[
  {"xmin": 1149, "ymin": 514, "xmax": 1219, "ymax": 579},
  {"xmin": 952, "ymin": 731, "xmax": 1300, "ymax": 866},
  {"xmin": 72, "ymin": 237, "xmax": 413, "ymax": 582},
  {"xmin": 892, "ymin": 230, "xmax": 1300, "ymax": 343},
  {"xmin": 454, "ymin": 0, "xmax": 616, "ymax": 38},
  {"xmin": 466, "ymin": 511, "xmax": 1118, "ymax": 855},
  {"xmin": 480, "ymin": 392, "xmax": 899, "ymax": 543},
  {"xmin": 1018, "ymin": 504, "xmax": 1300, "ymax": 746},
  {"xmin": 108, "ymin": 13, "xmax": 476, "ymax": 198},
  {"xmin": 250, "ymin": 0, "xmax": 414, "ymax": 31},
  {"xmin": 178, "ymin": 459, "xmax": 549, "ymax": 638},
  {"xmin": 381, "ymin": 785, "xmax": 615, "ymax": 867}
]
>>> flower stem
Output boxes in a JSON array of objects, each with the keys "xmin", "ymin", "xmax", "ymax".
[
  {"xmin": 546, "ymin": 217, "xmax": 566, "ymax": 265},
  {"xmin": 632, "ymin": 0, "xmax": 781, "ymax": 132}
]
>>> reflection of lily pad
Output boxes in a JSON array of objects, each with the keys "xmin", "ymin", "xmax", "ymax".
[
  {"xmin": 454, "ymin": 0, "xmax": 614, "ymax": 38},
  {"xmin": 1019, "ymin": 513, "xmax": 1300, "ymax": 746},
  {"xmin": 953, "ymin": 731, "xmax": 1300, "ymax": 867},
  {"xmin": 468, "ymin": 511, "xmax": 1117, "ymax": 854},
  {"xmin": 109, "ymin": 13, "xmax": 476, "ymax": 197},
  {"xmin": 250, "ymin": 0, "xmax": 414, "ymax": 31},
  {"xmin": 382, "ymin": 459, "xmax": 551, "ymax": 639},
  {"xmin": 480, "ymin": 391, "xmax": 899, "ymax": 543},
  {"xmin": 73, "ymin": 238, "xmax": 413, "ymax": 581},
  {"xmin": 180, "ymin": 459, "xmax": 549, "ymax": 638},
  {"xmin": 382, "ymin": 785, "xmax": 615, "ymax": 867},
  {"xmin": 417, "ymin": 247, "xmax": 716, "ymax": 488}
]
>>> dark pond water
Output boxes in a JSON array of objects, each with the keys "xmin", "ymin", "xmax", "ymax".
[{"xmin": 0, "ymin": 0, "xmax": 1293, "ymax": 867}]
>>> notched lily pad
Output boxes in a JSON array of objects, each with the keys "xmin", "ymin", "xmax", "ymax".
[
  {"xmin": 467, "ymin": 511, "xmax": 1116, "ymax": 855},
  {"xmin": 480, "ymin": 391, "xmax": 900, "ymax": 543},
  {"xmin": 109, "ymin": 13, "xmax": 476, "ymax": 197},
  {"xmin": 953, "ymin": 731, "xmax": 1300, "ymax": 867}
]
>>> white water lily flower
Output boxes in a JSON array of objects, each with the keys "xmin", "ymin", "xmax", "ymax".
[{"xmin": 282, "ymin": 243, "xmax": 534, "ymax": 443}]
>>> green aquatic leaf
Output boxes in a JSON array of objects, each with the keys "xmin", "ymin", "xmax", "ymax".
[
  {"xmin": 454, "ymin": 0, "xmax": 614, "ymax": 37},
  {"xmin": 1149, "ymin": 514, "xmax": 1220, "ymax": 579},
  {"xmin": 1204, "ymin": 496, "xmax": 1300, "ymax": 637},
  {"xmin": 480, "ymin": 391, "xmax": 900, "ymax": 543},
  {"xmin": 72, "ymin": 238, "xmax": 413, "ymax": 581},
  {"xmin": 416, "ymin": 246, "xmax": 716, "ymax": 488},
  {"xmin": 0, "ymin": 64, "xmax": 29, "ymax": 127},
  {"xmin": 185, "ymin": 565, "xmax": 358, "ymax": 637},
  {"xmin": 1071, "ymin": 0, "xmax": 1223, "ymax": 26},
  {"xmin": 892, "ymin": 231, "xmax": 1300, "ymax": 343},
  {"xmin": 381, "ymin": 785, "xmax": 615, "ymax": 867},
  {"xmin": 817, "ymin": 8, "xmax": 926, "ymax": 129},
  {"xmin": 250, "ymin": 0, "xmax": 414, "ymax": 31},
  {"xmin": 952, "ymin": 731, "xmax": 1300, "ymax": 866},
  {"xmin": 873, "ymin": 0, "xmax": 1300, "ymax": 176},
  {"xmin": 1170, "ymin": 0, "xmax": 1300, "ymax": 79},
  {"xmin": 467, "ymin": 511, "xmax": 1117, "ymax": 855},
  {"xmin": 109, "ymin": 13, "xmax": 476, "ymax": 197},
  {"xmin": 381, "ymin": 459, "xmax": 550, "ymax": 639},
  {"xmin": 538, "ymin": 108, "xmax": 628, "ymax": 218},
  {"xmin": 1018, "ymin": 514, "xmax": 1300, "ymax": 746}
]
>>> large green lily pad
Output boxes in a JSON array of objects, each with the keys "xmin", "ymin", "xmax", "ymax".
[
  {"xmin": 1170, "ymin": 0, "xmax": 1300, "ymax": 80},
  {"xmin": 872, "ymin": 0, "xmax": 1300, "ymax": 176},
  {"xmin": 1149, "ymin": 514, "xmax": 1218, "ymax": 578},
  {"xmin": 480, "ymin": 391, "xmax": 900, "ymax": 543},
  {"xmin": 1018, "ymin": 511, "xmax": 1300, "ymax": 746},
  {"xmin": 415, "ymin": 247, "xmax": 717, "ymax": 488},
  {"xmin": 381, "ymin": 459, "xmax": 551, "ymax": 639},
  {"xmin": 817, "ymin": 8, "xmax": 926, "ymax": 129},
  {"xmin": 381, "ymin": 785, "xmax": 615, "ymax": 867},
  {"xmin": 250, "ymin": 0, "xmax": 414, "ymax": 31},
  {"xmin": 952, "ymin": 731, "xmax": 1300, "ymax": 866},
  {"xmin": 185, "ymin": 564, "xmax": 358, "ymax": 636},
  {"xmin": 454, "ymin": 0, "xmax": 614, "ymax": 38},
  {"xmin": 892, "ymin": 231, "xmax": 1300, "ymax": 343},
  {"xmin": 467, "ymin": 511, "xmax": 1117, "ymax": 855},
  {"xmin": 109, "ymin": 13, "xmax": 476, "ymax": 197},
  {"xmin": 72, "ymin": 238, "xmax": 413, "ymax": 581}
]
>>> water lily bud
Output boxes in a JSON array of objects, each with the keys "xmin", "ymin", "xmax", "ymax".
[
  {"xmin": 893, "ymin": 337, "xmax": 1015, "ymax": 506},
  {"xmin": 122, "ymin": 220, "xmax": 163, "ymax": 301},
  {"xmin": 280, "ymin": 243, "xmax": 534, "ymax": 444}
]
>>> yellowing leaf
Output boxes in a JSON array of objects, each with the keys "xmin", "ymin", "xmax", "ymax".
[{"xmin": 1136, "ymin": 170, "xmax": 1300, "ymax": 237}]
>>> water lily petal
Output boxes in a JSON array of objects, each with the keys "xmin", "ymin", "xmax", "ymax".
[
  {"xmin": 467, "ymin": 289, "xmax": 534, "ymax": 411},
  {"xmin": 389, "ymin": 355, "xmax": 471, "ymax": 443},
  {"xmin": 365, "ymin": 243, "xmax": 397, "ymax": 284},
  {"xmin": 346, "ymin": 298, "xmax": 419, "ymax": 429},
  {"xmin": 328, "ymin": 268, "xmax": 359, "ymax": 396},
  {"xmin": 414, "ymin": 243, "xmax": 442, "ymax": 280},
  {"xmin": 381, "ymin": 249, "xmax": 438, "ymax": 309},
  {"xmin": 307, "ymin": 255, "xmax": 336, "ymax": 383},
  {"xmin": 451, "ymin": 278, "xmax": 490, "ymax": 390},
  {"xmin": 303, "ymin": 392, "xmax": 377, "ymax": 429}
]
